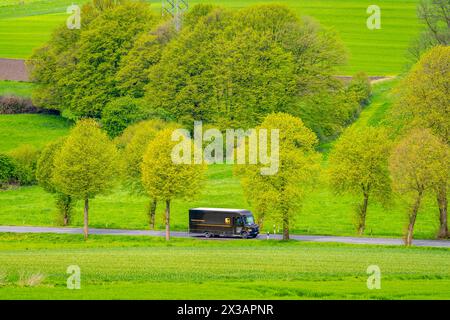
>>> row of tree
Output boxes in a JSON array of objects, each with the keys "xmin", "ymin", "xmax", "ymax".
[
  {"xmin": 29, "ymin": 1, "xmax": 370, "ymax": 142},
  {"xmin": 36, "ymin": 118, "xmax": 205, "ymax": 240},
  {"xmin": 330, "ymin": 45, "xmax": 450, "ymax": 243},
  {"xmin": 236, "ymin": 45, "xmax": 449, "ymax": 244},
  {"xmin": 17, "ymin": 45, "xmax": 449, "ymax": 244}
]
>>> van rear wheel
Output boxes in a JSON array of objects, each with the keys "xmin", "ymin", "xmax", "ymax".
[{"xmin": 204, "ymin": 232, "xmax": 213, "ymax": 238}]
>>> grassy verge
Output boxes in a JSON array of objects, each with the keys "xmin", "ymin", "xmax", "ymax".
[{"xmin": 0, "ymin": 233, "xmax": 448, "ymax": 299}]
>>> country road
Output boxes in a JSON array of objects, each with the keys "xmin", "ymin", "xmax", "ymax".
[{"xmin": 1, "ymin": 225, "xmax": 449, "ymax": 248}]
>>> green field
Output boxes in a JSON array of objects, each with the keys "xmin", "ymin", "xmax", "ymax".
[
  {"xmin": 0, "ymin": 233, "xmax": 448, "ymax": 299},
  {"xmin": 0, "ymin": 113, "xmax": 71, "ymax": 151},
  {"xmin": 0, "ymin": 0, "xmax": 422, "ymax": 75},
  {"xmin": 0, "ymin": 80, "xmax": 34, "ymax": 97}
]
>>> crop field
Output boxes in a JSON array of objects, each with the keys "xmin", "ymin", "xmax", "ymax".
[
  {"xmin": 0, "ymin": 0, "xmax": 422, "ymax": 75},
  {"xmin": 0, "ymin": 233, "xmax": 449, "ymax": 299}
]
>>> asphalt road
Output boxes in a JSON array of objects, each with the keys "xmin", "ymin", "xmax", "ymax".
[{"xmin": 1, "ymin": 225, "xmax": 449, "ymax": 248}]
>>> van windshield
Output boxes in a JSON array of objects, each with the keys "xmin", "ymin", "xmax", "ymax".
[{"xmin": 243, "ymin": 216, "xmax": 254, "ymax": 225}]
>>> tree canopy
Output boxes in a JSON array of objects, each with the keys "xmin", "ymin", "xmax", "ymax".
[
  {"xmin": 235, "ymin": 113, "xmax": 321, "ymax": 240},
  {"xmin": 52, "ymin": 119, "xmax": 118, "ymax": 238},
  {"xmin": 328, "ymin": 127, "xmax": 392, "ymax": 234},
  {"xmin": 29, "ymin": 2, "xmax": 360, "ymax": 141},
  {"xmin": 141, "ymin": 128, "xmax": 206, "ymax": 240},
  {"xmin": 389, "ymin": 129, "xmax": 449, "ymax": 245},
  {"xmin": 29, "ymin": 1, "xmax": 159, "ymax": 119}
]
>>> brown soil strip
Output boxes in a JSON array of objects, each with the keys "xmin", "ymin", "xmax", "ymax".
[{"xmin": 0, "ymin": 58, "xmax": 29, "ymax": 81}]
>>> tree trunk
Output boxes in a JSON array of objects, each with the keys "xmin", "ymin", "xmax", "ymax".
[
  {"xmin": 357, "ymin": 192, "xmax": 369, "ymax": 236},
  {"xmin": 282, "ymin": 210, "xmax": 289, "ymax": 240},
  {"xmin": 437, "ymin": 185, "xmax": 448, "ymax": 239},
  {"xmin": 257, "ymin": 214, "xmax": 264, "ymax": 232},
  {"xmin": 84, "ymin": 198, "xmax": 89, "ymax": 241},
  {"xmin": 165, "ymin": 199, "xmax": 170, "ymax": 241},
  {"xmin": 63, "ymin": 215, "xmax": 68, "ymax": 226},
  {"xmin": 405, "ymin": 191, "xmax": 423, "ymax": 246},
  {"xmin": 63, "ymin": 195, "xmax": 72, "ymax": 226},
  {"xmin": 149, "ymin": 198, "xmax": 157, "ymax": 230}
]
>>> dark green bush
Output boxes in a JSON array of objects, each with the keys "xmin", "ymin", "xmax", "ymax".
[
  {"xmin": 9, "ymin": 145, "xmax": 40, "ymax": 186},
  {"xmin": 101, "ymin": 97, "xmax": 146, "ymax": 138},
  {"xmin": 0, "ymin": 154, "xmax": 16, "ymax": 188},
  {"xmin": 347, "ymin": 72, "xmax": 372, "ymax": 106}
]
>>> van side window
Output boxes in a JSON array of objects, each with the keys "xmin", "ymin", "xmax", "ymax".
[{"xmin": 235, "ymin": 217, "xmax": 243, "ymax": 226}]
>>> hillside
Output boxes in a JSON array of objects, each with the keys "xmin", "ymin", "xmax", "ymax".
[{"xmin": 0, "ymin": 0, "xmax": 422, "ymax": 75}]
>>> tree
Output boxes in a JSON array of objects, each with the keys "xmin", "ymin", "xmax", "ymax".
[
  {"xmin": 328, "ymin": 127, "xmax": 392, "ymax": 235},
  {"xmin": 0, "ymin": 154, "xmax": 15, "ymax": 188},
  {"xmin": 408, "ymin": 0, "xmax": 449, "ymax": 61},
  {"xmin": 36, "ymin": 138, "xmax": 75, "ymax": 226},
  {"xmin": 121, "ymin": 119, "xmax": 173, "ymax": 229},
  {"xmin": 27, "ymin": 0, "xmax": 123, "ymax": 111},
  {"xmin": 141, "ymin": 128, "xmax": 206, "ymax": 240},
  {"xmin": 389, "ymin": 129, "xmax": 449, "ymax": 246},
  {"xmin": 144, "ymin": 4, "xmax": 346, "ymax": 130},
  {"xmin": 347, "ymin": 72, "xmax": 372, "ymax": 106},
  {"xmin": 29, "ymin": 1, "xmax": 158, "ymax": 118},
  {"xmin": 395, "ymin": 45, "xmax": 450, "ymax": 238},
  {"xmin": 115, "ymin": 21, "xmax": 176, "ymax": 98},
  {"xmin": 52, "ymin": 119, "xmax": 118, "ymax": 239},
  {"xmin": 235, "ymin": 113, "xmax": 321, "ymax": 240},
  {"xmin": 8, "ymin": 144, "xmax": 40, "ymax": 186},
  {"xmin": 101, "ymin": 97, "xmax": 146, "ymax": 138}
]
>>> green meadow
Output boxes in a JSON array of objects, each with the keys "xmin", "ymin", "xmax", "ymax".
[
  {"xmin": 0, "ymin": 81, "xmax": 443, "ymax": 239},
  {"xmin": 0, "ymin": 0, "xmax": 422, "ymax": 75},
  {"xmin": 0, "ymin": 80, "xmax": 34, "ymax": 97},
  {"xmin": 0, "ymin": 113, "xmax": 71, "ymax": 150},
  {"xmin": 0, "ymin": 233, "xmax": 449, "ymax": 299}
]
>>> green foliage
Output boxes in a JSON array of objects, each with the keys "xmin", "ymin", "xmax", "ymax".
[
  {"xmin": 54, "ymin": 193, "xmax": 74, "ymax": 226},
  {"xmin": 141, "ymin": 128, "xmax": 206, "ymax": 202},
  {"xmin": 347, "ymin": 72, "xmax": 372, "ymax": 105},
  {"xmin": 389, "ymin": 129, "xmax": 449, "ymax": 196},
  {"xmin": 328, "ymin": 127, "xmax": 392, "ymax": 234},
  {"xmin": 389, "ymin": 129, "xmax": 449, "ymax": 244},
  {"xmin": 235, "ymin": 113, "xmax": 321, "ymax": 239},
  {"xmin": 394, "ymin": 46, "xmax": 450, "ymax": 144},
  {"xmin": 101, "ymin": 97, "xmax": 146, "ymax": 138},
  {"xmin": 36, "ymin": 138, "xmax": 75, "ymax": 225},
  {"xmin": 29, "ymin": 1, "xmax": 159, "ymax": 118},
  {"xmin": 121, "ymin": 119, "xmax": 174, "ymax": 194},
  {"xmin": 144, "ymin": 4, "xmax": 345, "ymax": 130},
  {"xmin": 8, "ymin": 144, "xmax": 40, "ymax": 185},
  {"xmin": 296, "ymin": 87, "xmax": 362, "ymax": 141},
  {"xmin": 116, "ymin": 21, "xmax": 176, "ymax": 98},
  {"xmin": 52, "ymin": 119, "xmax": 118, "ymax": 199},
  {"xmin": 36, "ymin": 138, "xmax": 65, "ymax": 193},
  {"xmin": 0, "ymin": 153, "xmax": 15, "ymax": 188}
]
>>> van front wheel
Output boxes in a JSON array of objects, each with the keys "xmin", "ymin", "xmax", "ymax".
[{"xmin": 241, "ymin": 231, "xmax": 249, "ymax": 239}]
